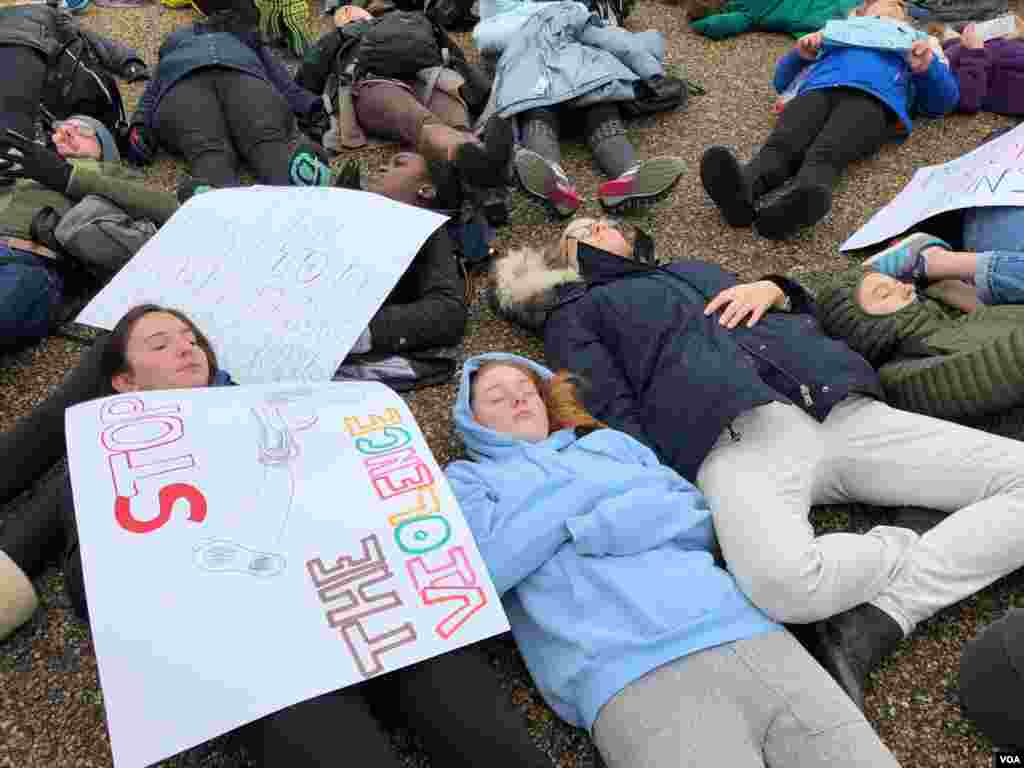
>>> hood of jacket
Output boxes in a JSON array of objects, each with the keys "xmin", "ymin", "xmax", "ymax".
[
  {"xmin": 489, "ymin": 240, "xmax": 655, "ymax": 333},
  {"xmin": 454, "ymin": 352, "xmax": 578, "ymax": 461}
]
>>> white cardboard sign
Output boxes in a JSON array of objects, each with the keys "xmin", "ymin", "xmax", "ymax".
[
  {"xmin": 65, "ymin": 381, "xmax": 508, "ymax": 768},
  {"xmin": 842, "ymin": 123, "xmax": 1024, "ymax": 251},
  {"xmin": 76, "ymin": 187, "xmax": 449, "ymax": 383}
]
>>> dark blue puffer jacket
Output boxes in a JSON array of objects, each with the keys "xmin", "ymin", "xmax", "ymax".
[{"xmin": 543, "ymin": 247, "xmax": 882, "ymax": 482}]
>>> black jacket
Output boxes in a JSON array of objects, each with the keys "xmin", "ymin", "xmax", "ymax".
[
  {"xmin": 543, "ymin": 248, "xmax": 882, "ymax": 482},
  {"xmin": 369, "ymin": 225, "xmax": 467, "ymax": 353}
]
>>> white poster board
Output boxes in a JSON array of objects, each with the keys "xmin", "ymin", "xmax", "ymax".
[
  {"xmin": 76, "ymin": 187, "xmax": 449, "ymax": 383},
  {"xmin": 842, "ymin": 123, "xmax": 1024, "ymax": 251},
  {"xmin": 65, "ymin": 382, "xmax": 508, "ymax": 768}
]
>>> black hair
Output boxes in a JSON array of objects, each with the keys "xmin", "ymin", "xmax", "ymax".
[{"xmin": 100, "ymin": 304, "xmax": 218, "ymax": 392}]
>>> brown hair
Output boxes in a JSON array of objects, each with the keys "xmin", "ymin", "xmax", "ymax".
[
  {"xmin": 472, "ymin": 361, "xmax": 606, "ymax": 436},
  {"xmin": 100, "ymin": 304, "xmax": 218, "ymax": 392}
]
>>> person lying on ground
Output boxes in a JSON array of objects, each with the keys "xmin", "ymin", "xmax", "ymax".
[
  {"xmin": 127, "ymin": 0, "xmax": 334, "ymax": 188},
  {"xmin": 684, "ymin": 0, "xmax": 861, "ymax": 41},
  {"xmin": 931, "ymin": 17, "xmax": 1024, "ymax": 116},
  {"xmin": 0, "ymin": 304, "xmax": 555, "ymax": 768},
  {"xmin": 486, "ymin": 215, "xmax": 1024, "ymax": 712},
  {"xmin": 816, "ymin": 205, "xmax": 1024, "ymax": 420},
  {"xmin": 0, "ymin": 1, "xmax": 148, "ymax": 141},
  {"xmin": 0, "ymin": 119, "xmax": 514, "ymax": 506},
  {"xmin": 445, "ymin": 352, "xmax": 903, "ymax": 768},
  {"xmin": 0, "ymin": 119, "xmax": 179, "ymax": 351},
  {"xmin": 477, "ymin": 0, "xmax": 687, "ymax": 216},
  {"xmin": 296, "ymin": 5, "xmax": 493, "ymax": 168},
  {"xmin": 958, "ymin": 607, "xmax": 1024, "ymax": 752},
  {"xmin": 700, "ymin": 0, "xmax": 959, "ymax": 240}
]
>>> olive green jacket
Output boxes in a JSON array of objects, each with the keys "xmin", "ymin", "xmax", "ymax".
[
  {"xmin": 879, "ymin": 300, "xmax": 1024, "ymax": 420},
  {"xmin": 0, "ymin": 159, "xmax": 177, "ymax": 242}
]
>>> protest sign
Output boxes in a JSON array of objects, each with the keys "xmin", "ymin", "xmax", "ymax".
[
  {"xmin": 842, "ymin": 123, "xmax": 1024, "ymax": 251},
  {"xmin": 76, "ymin": 187, "xmax": 449, "ymax": 384},
  {"xmin": 65, "ymin": 381, "xmax": 508, "ymax": 768},
  {"xmin": 822, "ymin": 17, "xmax": 925, "ymax": 52}
]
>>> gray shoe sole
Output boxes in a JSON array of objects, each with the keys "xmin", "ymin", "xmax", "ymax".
[{"xmin": 600, "ymin": 156, "xmax": 686, "ymax": 211}]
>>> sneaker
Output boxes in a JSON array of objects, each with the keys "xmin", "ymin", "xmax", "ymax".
[
  {"xmin": 862, "ymin": 233, "xmax": 950, "ymax": 281},
  {"xmin": 598, "ymin": 156, "xmax": 686, "ymax": 212},
  {"xmin": 700, "ymin": 146, "xmax": 755, "ymax": 227},
  {"xmin": 514, "ymin": 148, "xmax": 581, "ymax": 218},
  {"xmin": 755, "ymin": 183, "xmax": 831, "ymax": 240}
]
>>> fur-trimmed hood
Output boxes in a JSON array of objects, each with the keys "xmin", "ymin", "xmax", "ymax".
[{"xmin": 487, "ymin": 244, "xmax": 584, "ymax": 333}]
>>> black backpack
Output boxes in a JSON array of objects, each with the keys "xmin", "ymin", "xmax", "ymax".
[
  {"xmin": 355, "ymin": 11, "xmax": 443, "ymax": 80},
  {"xmin": 40, "ymin": 32, "xmax": 128, "ymax": 142}
]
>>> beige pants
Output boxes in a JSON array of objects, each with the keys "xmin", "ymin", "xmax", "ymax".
[{"xmin": 697, "ymin": 395, "xmax": 1024, "ymax": 631}]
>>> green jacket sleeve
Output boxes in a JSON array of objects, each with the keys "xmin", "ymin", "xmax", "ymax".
[
  {"xmin": 880, "ymin": 327, "xmax": 1024, "ymax": 421},
  {"xmin": 690, "ymin": 11, "xmax": 753, "ymax": 39},
  {"xmin": 66, "ymin": 166, "xmax": 179, "ymax": 227}
]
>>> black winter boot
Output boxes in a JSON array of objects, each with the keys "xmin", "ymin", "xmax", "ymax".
[
  {"xmin": 700, "ymin": 146, "xmax": 756, "ymax": 228},
  {"xmin": 755, "ymin": 183, "xmax": 831, "ymax": 240},
  {"xmin": 810, "ymin": 603, "xmax": 904, "ymax": 711}
]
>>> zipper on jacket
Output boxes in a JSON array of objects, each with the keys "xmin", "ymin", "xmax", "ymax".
[
  {"xmin": 799, "ymin": 384, "xmax": 814, "ymax": 408},
  {"xmin": 727, "ymin": 424, "xmax": 742, "ymax": 443}
]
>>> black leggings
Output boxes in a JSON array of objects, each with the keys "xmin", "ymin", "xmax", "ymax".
[
  {"xmin": 0, "ymin": 45, "xmax": 47, "ymax": 138},
  {"xmin": 0, "ymin": 337, "xmax": 110, "ymax": 505},
  {"xmin": 240, "ymin": 643, "xmax": 550, "ymax": 768},
  {"xmin": 0, "ymin": 467, "xmax": 86, "ymax": 618},
  {"xmin": 748, "ymin": 87, "xmax": 892, "ymax": 196},
  {"xmin": 155, "ymin": 67, "xmax": 299, "ymax": 187}
]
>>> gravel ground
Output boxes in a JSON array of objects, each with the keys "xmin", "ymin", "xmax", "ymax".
[{"xmin": 1, "ymin": 0, "xmax": 1022, "ymax": 765}]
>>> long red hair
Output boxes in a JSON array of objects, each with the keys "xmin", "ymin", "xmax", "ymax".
[{"xmin": 473, "ymin": 361, "xmax": 606, "ymax": 435}]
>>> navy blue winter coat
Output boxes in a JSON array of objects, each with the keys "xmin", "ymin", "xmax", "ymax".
[{"xmin": 542, "ymin": 248, "xmax": 883, "ymax": 482}]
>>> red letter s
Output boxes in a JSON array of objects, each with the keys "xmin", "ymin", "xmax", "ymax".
[{"xmin": 115, "ymin": 483, "xmax": 208, "ymax": 534}]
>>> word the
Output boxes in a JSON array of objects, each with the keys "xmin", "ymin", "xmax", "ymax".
[
  {"xmin": 306, "ymin": 534, "xmax": 416, "ymax": 679},
  {"xmin": 98, "ymin": 396, "xmax": 207, "ymax": 534}
]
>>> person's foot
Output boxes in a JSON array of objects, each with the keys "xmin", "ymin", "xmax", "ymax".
[
  {"xmin": 0, "ymin": 550, "xmax": 38, "ymax": 641},
  {"xmin": 755, "ymin": 183, "xmax": 831, "ymax": 240},
  {"xmin": 862, "ymin": 233, "xmax": 950, "ymax": 281},
  {"xmin": 514, "ymin": 148, "xmax": 581, "ymax": 218},
  {"xmin": 454, "ymin": 116, "xmax": 515, "ymax": 189},
  {"xmin": 598, "ymin": 156, "xmax": 686, "ymax": 212},
  {"xmin": 700, "ymin": 146, "xmax": 756, "ymax": 227},
  {"xmin": 808, "ymin": 603, "xmax": 904, "ymax": 711}
]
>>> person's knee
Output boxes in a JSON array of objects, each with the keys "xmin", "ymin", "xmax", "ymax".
[
  {"xmin": 959, "ymin": 609, "xmax": 1024, "ymax": 749},
  {"xmin": 731, "ymin": 554, "xmax": 830, "ymax": 624},
  {"xmin": 0, "ymin": 265, "xmax": 61, "ymax": 347}
]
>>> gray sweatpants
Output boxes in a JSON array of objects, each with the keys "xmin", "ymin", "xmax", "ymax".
[
  {"xmin": 696, "ymin": 395, "xmax": 1024, "ymax": 631},
  {"xmin": 593, "ymin": 629, "xmax": 900, "ymax": 768}
]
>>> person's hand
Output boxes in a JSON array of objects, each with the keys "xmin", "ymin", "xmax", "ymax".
[
  {"xmin": 122, "ymin": 61, "xmax": 150, "ymax": 82},
  {"xmin": 704, "ymin": 280, "xmax": 787, "ymax": 329},
  {"xmin": 908, "ymin": 38, "xmax": 934, "ymax": 73},
  {"xmin": 796, "ymin": 32, "xmax": 823, "ymax": 61},
  {"xmin": 299, "ymin": 99, "xmax": 331, "ymax": 144},
  {"xmin": 961, "ymin": 23, "xmax": 984, "ymax": 49},
  {"xmin": 126, "ymin": 123, "xmax": 157, "ymax": 166},
  {"xmin": 0, "ymin": 129, "xmax": 73, "ymax": 193}
]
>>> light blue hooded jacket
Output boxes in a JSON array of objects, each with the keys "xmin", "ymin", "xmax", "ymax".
[{"xmin": 446, "ymin": 353, "xmax": 779, "ymax": 730}]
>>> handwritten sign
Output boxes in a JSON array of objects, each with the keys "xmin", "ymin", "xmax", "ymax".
[
  {"xmin": 842, "ymin": 123, "xmax": 1024, "ymax": 251},
  {"xmin": 65, "ymin": 381, "xmax": 508, "ymax": 768},
  {"xmin": 822, "ymin": 17, "xmax": 925, "ymax": 53},
  {"xmin": 76, "ymin": 187, "xmax": 449, "ymax": 383}
]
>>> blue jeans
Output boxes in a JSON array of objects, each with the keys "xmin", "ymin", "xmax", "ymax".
[
  {"xmin": 964, "ymin": 206, "xmax": 1024, "ymax": 305},
  {"xmin": 0, "ymin": 245, "xmax": 63, "ymax": 350}
]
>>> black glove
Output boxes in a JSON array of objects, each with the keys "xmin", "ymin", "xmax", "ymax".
[
  {"xmin": 122, "ymin": 61, "xmax": 150, "ymax": 83},
  {"xmin": 0, "ymin": 129, "xmax": 73, "ymax": 193},
  {"xmin": 299, "ymin": 99, "xmax": 331, "ymax": 145}
]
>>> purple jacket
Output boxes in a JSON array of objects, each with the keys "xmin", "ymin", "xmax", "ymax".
[{"xmin": 944, "ymin": 38, "xmax": 1024, "ymax": 115}]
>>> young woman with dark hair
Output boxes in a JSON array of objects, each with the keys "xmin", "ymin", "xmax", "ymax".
[{"xmin": 0, "ymin": 306, "xmax": 554, "ymax": 768}]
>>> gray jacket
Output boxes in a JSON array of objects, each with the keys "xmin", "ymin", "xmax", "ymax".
[
  {"xmin": 477, "ymin": 1, "xmax": 664, "ymax": 124},
  {"xmin": 0, "ymin": 4, "xmax": 143, "ymax": 74}
]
